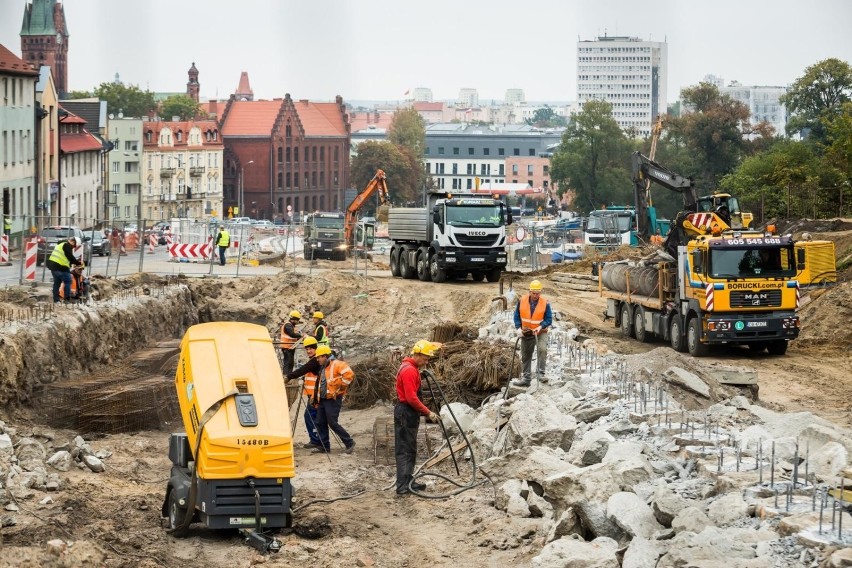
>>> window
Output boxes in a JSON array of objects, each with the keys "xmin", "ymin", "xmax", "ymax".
[
  {"xmin": 466, "ymin": 164, "xmax": 473, "ymax": 175},
  {"xmin": 527, "ymin": 164, "xmax": 534, "ymax": 175},
  {"xmin": 286, "ymin": 147, "xmax": 291, "ymax": 162},
  {"xmin": 499, "ymin": 164, "xmax": 504, "ymax": 175},
  {"xmin": 286, "ymin": 172, "xmax": 291, "ymax": 188},
  {"xmin": 320, "ymin": 147, "xmax": 324, "ymax": 161},
  {"xmin": 312, "ymin": 146, "xmax": 317, "ymax": 161},
  {"xmin": 312, "ymin": 172, "xmax": 317, "ymax": 188},
  {"xmin": 452, "ymin": 164, "xmax": 458, "ymax": 175},
  {"xmin": 528, "ymin": 149, "xmax": 535, "ymax": 156},
  {"xmin": 424, "ymin": 147, "xmax": 430, "ymax": 155},
  {"xmin": 334, "ymin": 147, "xmax": 339, "ymax": 162},
  {"xmin": 438, "ymin": 147, "xmax": 445, "ymax": 155},
  {"xmin": 294, "ymin": 148, "xmax": 299, "ymax": 162},
  {"xmin": 468, "ymin": 148, "xmax": 474, "ymax": 155},
  {"xmin": 425, "ymin": 162, "xmax": 431, "ymax": 173},
  {"xmin": 543, "ymin": 165, "xmax": 549, "ymax": 175},
  {"xmin": 112, "ymin": 161, "xmax": 119, "ymax": 173},
  {"xmin": 277, "ymin": 147, "xmax": 283, "ymax": 162},
  {"xmin": 483, "ymin": 148, "xmax": 490, "ymax": 156},
  {"xmin": 466, "ymin": 179, "xmax": 472, "ymax": 189},
  {"xmin": 498, "ymin": 148, "xmax": 505, "ymax": 156},
  {"xmin": 277, "ymin": 173, "xmax": 283, "ymax": 189},
  {"xmin": 513, "ymin": 148, "xmax": 520, "ymax": 156},
  {"xmin": 480, "ymin": 164, "xmax": 487, "ymax": 175},
  {"xmin": 125, "ymin": 162, "xmax": 138, "ymax": 173},
  {"xmin": 512, "ymin": 164, "xmax": 518, "ymax": 174},
  {"xmin": 112, "ymin": 183, "xmax": 120, "ymax": 194}
]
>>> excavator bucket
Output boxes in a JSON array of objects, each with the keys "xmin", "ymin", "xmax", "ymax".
[{"xmin": 376, "ymin": 204, "xmax": 390, "ymax": 223}]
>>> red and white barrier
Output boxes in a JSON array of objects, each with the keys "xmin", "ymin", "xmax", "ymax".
[
  {"xmin": 24, "ymin": 241, "xmax": 37, "ymax": 281},
  {"xmin": 0, "ymin": 234, "xmax": 8, "ymax": 263},
  {"xmin": 148, "ymin": 233, "xmax": 157, "ymax": 253},
  {"xmin": 168, "ymin": 241, "xmax": 212, "ymax": 261}
]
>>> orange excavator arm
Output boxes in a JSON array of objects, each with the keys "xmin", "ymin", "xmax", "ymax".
[{"xmin": 344, "ymin": 169, "xmax": 389, "ymax": 247}]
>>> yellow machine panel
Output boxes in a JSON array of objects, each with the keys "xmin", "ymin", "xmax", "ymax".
[
  {"xmin": 795, "ymin": 240, "xmax": 837, "ymax": 287},
  {"xmin": 175, "ymin": 322, "xmax": 295, "ymax": 480}
]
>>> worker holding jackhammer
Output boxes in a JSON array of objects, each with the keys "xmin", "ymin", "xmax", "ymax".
[
  {"xmin": 279, "ymin": 310, "xmax": 303, "ymax": 376},
  {"xmin": 394, "ymin": 340, "xmax": 442, "ymax": 495},
  {"xmin": 311, "ymin": 346, "xmax": 356, "ymax": 454},
  {"xmin": 511, "ymin": 280, "xmax": 552, "ymax": 387},
  {"xmin": 287, "ymin": 336, "xmax": 323, "ymax": 450}
]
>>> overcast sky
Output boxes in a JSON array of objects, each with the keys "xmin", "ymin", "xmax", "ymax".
[{"xmin": 2, "ymin": 0, "xmax": 851, "ymax": 104}]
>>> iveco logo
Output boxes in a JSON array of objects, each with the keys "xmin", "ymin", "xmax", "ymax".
[{"xmin": 469, "ymin": 231, "xmax": 487, "ymax": 236}]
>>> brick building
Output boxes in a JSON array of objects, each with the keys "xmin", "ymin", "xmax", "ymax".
[{"xmin": 20, "ymin": 0, "xmax": 69, "ymax": 95}]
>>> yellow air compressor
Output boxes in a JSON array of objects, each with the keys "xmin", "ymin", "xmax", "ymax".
[{"xmin": 162, "ymin": 322, "xmax": 295, "ymax": 551}]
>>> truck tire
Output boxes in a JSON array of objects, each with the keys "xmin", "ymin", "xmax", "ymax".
[
  {"xmin": 747, "ymin": 341, "xmax": 767, "ymax": 353},
  {"xmin": 767, "ymin": 340, "xmax": 788, "ymax": 356},
  {"xmin": 471, "ymin": 271, "xmax": 485, "ymax": 282},
  {"xmin": 634, "ymin": 306, "xmax": 651, "ymax": 342},
  {"xmin": 620, "ymin": 304, "xmax": 634, "ymax": 338},
  {"xmin": 167, "ymin": 489, "xmax": 189, "ymax": 537},
  {"xmin": 416, "ymin": 247, "xmax": 431, "ymax": 281},
  {"xmin": 485, "ymin": 267, "xmax": 501, "ymax": 283},
  {"xmin": 686, "ymin": 316, "xmax": 709, "ymax": 357},
  {"xmin": 669, "ymin": 315, "xmax": 686, "ymax": 352},
  {"xmin": 389, "ymin": 248, "xmax": 401, "ymax": 277},
  {"xmin": 429, "ymin": 255, "xmax": 447, "ymax": 283},
  {"xmin": 399, "ymin": 247, "xmax": 416, "ymax": 279}
]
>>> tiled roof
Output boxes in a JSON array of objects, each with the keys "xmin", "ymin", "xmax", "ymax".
[
  {"xmin": 293, "ymin": 100, "xmax": 347, "ymax": 137},
  {"xmin": 61, "ymin": 132, "xmax": 103, "ymax": 153},
  {"xmin": 221, "ymin": 100, "xmax": 283, "ymax": 137},
  {"xmin": 142, "ymin": 120, "xmax": 223, "ymax": 148},
  {"xmin": 0, "ymin": 43, "xmax": 39, "ymax": 76},
  {"xmin": 413, "ymin": 102, "xmax": 444, "ymax": 112},
  {"xmin": 349, "ymin": 111, "xmax": 394, "ymax": 132}
]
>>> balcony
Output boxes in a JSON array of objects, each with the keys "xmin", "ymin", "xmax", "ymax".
[
  {"xmin": 190, "ymin": 166, "xmax": 205, "ymax": 177},
  {"xmin": 160, "ymin": 168, "xmax": 176, "ymax": 178},
  {"xmin": 159, "ymin": 194, "xmax": 177, "ymax": 202}
]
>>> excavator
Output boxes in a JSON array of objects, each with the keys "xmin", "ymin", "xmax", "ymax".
[{"xmin": 343, "ymin": 168, "xmax": 390, "ymax": 255}]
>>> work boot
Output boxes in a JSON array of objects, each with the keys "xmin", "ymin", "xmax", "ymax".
[
  {"xmin": 311, "ymin": 446, "xmax": 329, "ymax": 454},
  {"xmin": 302, "ymin": 442, "xmax": 321, "ymax": 449},
  {"xmin": 344, "ymin": 440, "xmax": 356, "ymax": 454},
  {"xmin": 538, "ymin": 376, "xmax": 549, "ymax": 384},
  {"xmin": 511, "ymin": 377, "xmax": 531, "ymax": 387},
  {"xmin": 410, "ymin": 481, "xmax": 427, "ymax": 491}
]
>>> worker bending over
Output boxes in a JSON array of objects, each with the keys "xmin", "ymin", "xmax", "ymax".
[
  {"xmin": 311, "ymin": 346, "xmax": 355, "ymax": 454},
  {"xmin": 287, "ymin": 336, "xmax": 323, "ymax": 449},
  {"xmin": 511, "ymin": 280, "xmax": 552, "ymax": 387},
  {"xmin": 279, "ymin": 310, "xmax": 303, "ymax": 376},
  {"xmin": 394, "ymin": 340, "xmax": 441, "ymax": 495},
  {"xmin": 46, "ymin": 236, "xmax": 82, "ymax": 303}
]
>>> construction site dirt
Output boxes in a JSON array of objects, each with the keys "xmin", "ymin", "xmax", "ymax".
[{"xmin": 0, "ymin": 221, "xmax": 850, "ymax": 567}]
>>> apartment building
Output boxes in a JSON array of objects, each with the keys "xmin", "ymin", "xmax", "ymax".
[{"xmin": 106, "ymin": 117, "xmax": 143, "ymax": 223}]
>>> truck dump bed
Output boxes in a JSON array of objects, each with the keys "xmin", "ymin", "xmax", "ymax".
[
  {"xmin": 175, "ymin": 322, "xmax": 295, "ymax": 480},
  {"xmin": 388, "ymin": 208, "xmax": 430, "ymax": 242}
]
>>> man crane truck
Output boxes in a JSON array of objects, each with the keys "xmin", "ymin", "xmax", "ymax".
[{"xmin": 389, "ymin": 190, "xmax": 512, "ymax": 283}]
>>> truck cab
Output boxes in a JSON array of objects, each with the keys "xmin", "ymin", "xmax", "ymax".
[{"xmin": 303, "ymin": 212, "xmax": 346, "ymax": 260}]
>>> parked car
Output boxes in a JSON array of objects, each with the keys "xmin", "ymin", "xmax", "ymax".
[
  {"xmin": 37, "ymin": 226, "xmax": 92, "ymax": 265},
  {"xmin": 90, "ymin": 232, "xmax": 112, "ymax": 256},
  {"xmin": 252, "ymin": 220, "xmax": 274, "ymax": 230}
]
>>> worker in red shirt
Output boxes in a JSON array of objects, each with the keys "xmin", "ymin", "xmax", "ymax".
[{"xmin": 394, "ymin": 340, "xmax": 441, "ymax": 495}]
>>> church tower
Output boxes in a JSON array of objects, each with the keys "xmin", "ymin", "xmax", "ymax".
[
  {"xmin": 20, "ymin": 0, "xmax": 69, "ymax": 94},
  {"xmin": 234, "ymin": 72, "xmax": 254, "ymax": 101},
  {"xmin": 187, "ymin": 62, "xmax": 200, "ymax": 102}
]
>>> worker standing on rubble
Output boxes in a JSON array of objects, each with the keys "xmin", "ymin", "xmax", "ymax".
[
  {"xmin": 394, "ymin": 340, "xmax": 442, "ymax": 495},
  {"xmin": 286, "ymin": 336, "xmax": 322, "ymax": 450},
  {"xmin": 311, "ymin": 345, "xmax": 356, "ymax": 454},
  {"xmin": 311, "ymin": 311, "xmax": 330, "ymax": 348},
  {"xmin": 46, "ymin": 236, "xmax": 82, "ymax": 304},
  {"xmin": 279, "ymin": 310, "xmax": 303, "ymax": 376},
  {"xmin": 511, "ymin": 280, "xmax": 552, "ymax": 387}
]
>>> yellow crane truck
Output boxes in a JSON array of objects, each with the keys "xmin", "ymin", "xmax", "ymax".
[
  {"xmin": 601, "ymin": 221, "xmax": 801, "ymax": 356},
  {"xmin": 162, "ymin": 322, "xmax": 295, "ymax": 552}
]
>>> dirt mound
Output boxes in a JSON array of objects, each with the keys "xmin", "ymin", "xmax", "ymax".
[{"xmin": 793, "ymin": 281, "xmax": 852, "ymax": 351}]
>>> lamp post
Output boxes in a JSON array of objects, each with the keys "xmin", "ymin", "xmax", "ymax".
[{"xmin": 240, "ymin": 159, "xmax": 254, "ymax": 217}]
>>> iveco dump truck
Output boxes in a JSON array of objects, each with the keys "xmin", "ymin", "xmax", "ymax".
[
  {"xmin": 163, "ymin": 322, "xmax": 295, "ymax": 551},
  {"xmin": 601, "ymin": 221, "xmax": 801, "ymax": 356},
  {"xmin": 388, "ymin": 191, "xmax": 512, "ymax": 283}
]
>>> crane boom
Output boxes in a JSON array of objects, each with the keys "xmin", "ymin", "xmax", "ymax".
[
  {"xmin": 344, "ymin": 169, "xmax": 389, "ymax": 249},
  {"xmin": 632, "ymin": 151, "xmax": 697, "ymax": 242}
]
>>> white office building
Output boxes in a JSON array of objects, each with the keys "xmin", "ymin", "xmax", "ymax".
[
  {"xmin": 413, "ymin": 87, "xmax": 433, "ymax": 102},
  {"xmin": 577, "ymin": 35, "xmax": 667, "ymax": 138},
  {"xmin": 457, "ymin": 88, "xmax": 479, "ymax": 108},
  {"xmin": 720, "ymin": 80, "xmax": 788, "ymax": 137},
  {"xmin": 505, "ymin": 89, "xmax": 525, "ymax": 104}
]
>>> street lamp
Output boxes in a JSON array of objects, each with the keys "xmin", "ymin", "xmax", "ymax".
[{"xmin": 240, "ymin": 159, "xmax": 254, "ymax": 217}]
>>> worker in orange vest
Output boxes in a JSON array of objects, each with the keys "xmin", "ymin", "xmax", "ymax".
[
  {"xmin": 310, "ymin": 346, "xmax": 355, "ymax": 454},
  {"xmin": 279, "ymin": 310, "xmax": 303, "ymax": 376},
  {"xmin": 511, "ymin": 279, "xmax": 552, "ymax": 387}
]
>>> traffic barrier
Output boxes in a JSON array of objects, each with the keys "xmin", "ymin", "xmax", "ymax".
[
  {"xmin": 168, "ymin": 240, "xmax": 212, "ymax": 262},
  {"xmin": 24, "ymin": 241, "xmax": 37, "ymax": 281},
  {"xmin": 126, "ymin": 232, "xmax": 139, "ymax": 250},
  {"xmin": 0, "ymin": 234, "xmax": 9, "ymax": 264},
  {"xmin": 148, "ymin": 233, "xmax": 157, "ymax": 254}
]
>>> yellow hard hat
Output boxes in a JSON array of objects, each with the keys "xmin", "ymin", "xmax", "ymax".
[
  {"xmin": 411, "ymin": 340, "xmax": 442, "ymax": 357},
  {"xmin": 313, "ymin": 311, "xmax": 324, "ymax": 319},
  {"xmin": 315, "ymin": 345, "xmax": 332, "ymax": 356},
  {"xmin": 289, "ymin": 310, "xmax": 301, "ymax": 319},
  {"xmin": 303, "ymin": 336, "xmax": 318, "ymax": 348},
  {"xmin": 529, "ymin": 280, "xmax": 543, "ymax": 291}
]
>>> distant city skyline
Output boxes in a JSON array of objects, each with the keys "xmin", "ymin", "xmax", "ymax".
[{"xmin": 1, "ymin": 0, "xmax": 851, "ymax": 104}]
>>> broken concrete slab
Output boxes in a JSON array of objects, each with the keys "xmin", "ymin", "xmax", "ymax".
[
  {"xmin": 568, "ymin": 428, "xmax": 615, "ymax": 466},
  {"xmin": 606, "ymin": 492, "xmax": 664, "ymax": 538},
  {"xmin": 670, "ymin": 506, "xmax": 712, "ymax": 535},
  {"xmin": 574, "ymin": 502, "xmax": 628, "ymax": 542},
  {"xmin": 480, "ymin": 446, "xmax": 573, "ymax": 486},
  {"xmin": 706, "ymin": 365, "xmax": 758, "ymax": 386},
  {"xmin": 532, "ymin": 535, "xmax": 619, "ymax": 568},
  {"xmin": 506, "ymin": 395, "xmax": 578, "ymax": 452},
  {"xmin": 664, "ymin": 367, "xmax": 710, "ymax": 398},
  {"xmin": 544, "ymin": 507, "xmax": 581, "ymax": 544},
  {"xmin": 622, "ymin": 537, "xmax": 668, "ymax": 568},
  {"xmin": 707, "ymin": 492, "xmax": 748, "ymax": 526},
  {"xmin": 805, "ymin": 441, "xmax": 848, "ymax": 478},
  {"xmin": 652, "ymin": 489, "xmax": 690, "ymax": 528}
]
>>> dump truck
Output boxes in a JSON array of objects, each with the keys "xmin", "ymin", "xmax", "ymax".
[
  {"xmin": 303, "ymin": 212, "xmax": 347, "ymax": 260},
  {"xmin": 163, "ymin": 322, "xmax": 295, "ymax": 552},
  {"xmin": 388, "ymin": 191, "xmax": 511, "ymax": 282},
  {"xmin": 600, "ymin": 224, "xmax": 801, "ymax": 356}
]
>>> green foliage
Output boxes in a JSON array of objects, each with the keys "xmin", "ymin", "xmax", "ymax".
[
  {"xmin": 91, "ymin": 82, "xmax": 156, "ymax": 118},
  {"xmin": 550, "ymin": 100, "xmax": 633, "ymax": 212},
  {"xmin": 159, "ymin": 95, "xmax": 202, "ymax": 121},
  {"xmin": 526, "ymin": 106, "xmax": 568, "ymax": 128},
  {"xmin": 66, "ymin": 90, "xmax": 93, "ymax": 99},
  {"xmin": 388, "ymin": 108, "xmax": 426, "ymax": 159},
  {"xmin": 781, "ymin": 58, "xmax": 852, "ymax": 141},
  {"xmin": 351, "ymin": 141, "xmax": 422, "ymax": 206}
]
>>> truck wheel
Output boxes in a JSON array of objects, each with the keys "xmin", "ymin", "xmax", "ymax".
[
  {"xmin": 389, "ymin": 248, "xmax": 401, "ymax": 277},
  {"xmin": 416, "ymin": 248, "xmax": 431, "ymax": 281},
  {"xmin": 767, "ymin": 340, "xmax": 788, "ymax": 356},
  {"xmin": 634, "ymin": 306, "xmax": 651, "ymax": 342},
  {"xmin": 429, "ymin": 256, "xmax": 446, "ymax": 283},
  {"xmin": 669, "ymin": 315, "xmax": 686, "ymax": 352},
  {"xmin": 620, "ymin": 304, "xmax": 634, "ymax": 338},
  {"xmin": 399, "ymin": 248, "xmax": 416, "ymax": 279},
  {"xmin": 747, "ymin": 341, "xmax": 767, "ymax": 353},
  {"xmin": 485, "ymin": 267, "xmax": 501, "ymax": 282},
  {"xmin": 471, "ymin": 271, "xmax": 485, "ymax": 282},
  {"xmin": 167, "ymin": 489, "xmax": 189, "ymax": 537},
  {"xmin": 686, "ymin": 316, "xmax": 709, "ymax": 357}
]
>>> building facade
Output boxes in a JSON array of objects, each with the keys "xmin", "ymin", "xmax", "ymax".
[
  {"xmin": 412, "ymin": 87, "xmax": 432, "ymax": 102},
  {"xmin": 457, "ymin": 88, "xmax": 479, "ymax": 108},
  {"xmin": 19, "ymin": 0, "xmax": 69, "ymax": 95},
  {"xmin": 141, "ymin": 120, "xmax": 224, "ymax": 222},
  {"xmin": 106, "ymin": 118, "xmax": 143, "ymax": 223},
  {"xmin": 58, "ymin": 110, "xmax": 103, "ymax": 225},
  {"xmin": 35, "ymin": 65, "xmax": 59, "ymax": 224},
  {"xmin": 577, "ymin": 35, "xmax": 667, "ymax": 138},
  {"xmin": 721, "ymin": 80, "xmax": 788, "ymax": 137},
  {"xmin": 505, "ymin": 89, "xmax": 525, "ymax": 104}
]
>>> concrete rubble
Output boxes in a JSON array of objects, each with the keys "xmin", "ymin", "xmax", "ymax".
[{"xmin": 467, "ymin": 312, "xmax": 852, "ymax": 566}]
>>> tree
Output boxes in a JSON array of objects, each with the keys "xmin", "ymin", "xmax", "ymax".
[
  {"xmin": 549, "ymin": 100, "xmax": 633, "ymax": 212},
  {"xmin": 781, "ymin": 58, "xmax": 852, "ymax": 141},
  {"xmin": 159, "ymin": 95, "xmax": 202, "ymax": 121},
  {"xmin": 90, "ymin": 82, "xmax": 157, "ymax": 118},
  {"xmin": 526, "ymin": 106, "xmax": 568, "ymax": 128},
  {"xmin": 388, "ymin": 108, "xmax": 426, "ymax": 159},
  {"xmin": 351, "ymin": 141, "xmax": 422, "ymax": 207}
]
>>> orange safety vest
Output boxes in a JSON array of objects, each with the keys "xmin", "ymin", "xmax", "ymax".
[
  {"xmin": 519, "ymin": 294, "xmax": 548, "ymax": 332},
  {"xmin": 303, "ymin": 370, "xmax": 318, "ymax": 397},
  {"xmin": 317, "ymin": 359, "xmax": 354, "ymax": 399},
  {"xmin": 279, "ymin": 322, "xmax": 299, "ymax": 349}
]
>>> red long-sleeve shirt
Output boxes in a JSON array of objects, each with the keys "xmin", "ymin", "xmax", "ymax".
[{"xmin": 395, "ymin": 357, "xmax": 430, "ymax": 416}]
